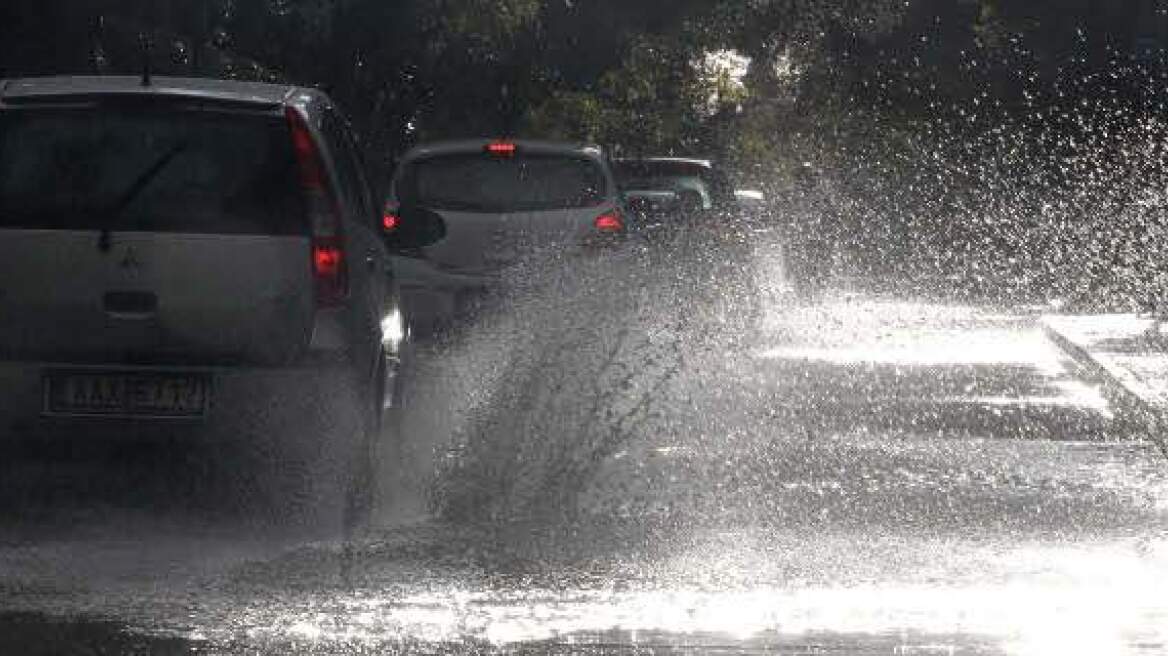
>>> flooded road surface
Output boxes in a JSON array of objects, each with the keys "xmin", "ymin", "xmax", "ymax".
[{"xmin": 2, "ymin": 231, "xmax": 1167, "ymax": 654}]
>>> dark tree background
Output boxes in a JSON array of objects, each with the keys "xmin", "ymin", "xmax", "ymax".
[
  {"xmin": 5, "ymin": 1, "xmax": 1164, "ymax": 168},
  {"xmin": 4, "ymin": 0, "xmax": 1168, "ymax": 302},
  {"xmin": 0, "ymin": 0, "xmax": 909, "ymax": 170}
]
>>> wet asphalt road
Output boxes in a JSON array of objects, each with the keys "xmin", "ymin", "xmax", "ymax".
[{"xmin": 2, "ymin": 229, "xmax": 1168, "ymax": 655}]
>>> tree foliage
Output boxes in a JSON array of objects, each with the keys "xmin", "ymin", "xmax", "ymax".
[
  {"xmin": 7, "ymin": 1, "xmax": 1168, "ymax": 300},
  {"xmin": 0, "ymin": 0, "xmax": 910, "ymax": 165}
]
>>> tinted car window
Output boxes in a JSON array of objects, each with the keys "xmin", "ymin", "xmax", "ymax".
[
  {"xmin": 623, "ymin": 174, "xmax": 711, "ymax": 208},
  {"xmin": 398, "ymin": 153, "xmax": 607, "ymax": 212},
  {"xmin": 0, "ymin": 108, "xmax": 305, "ymax": 235}
]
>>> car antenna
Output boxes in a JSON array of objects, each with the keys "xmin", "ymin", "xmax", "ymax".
[{"xmin": 139, "ymin": 31, "xmax": 152, "ymax": 87}]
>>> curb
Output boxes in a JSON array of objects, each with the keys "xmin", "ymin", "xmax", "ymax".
[{"xmin": 1042, "ymin": 321, "xmax": 1168, "ymax": 458}]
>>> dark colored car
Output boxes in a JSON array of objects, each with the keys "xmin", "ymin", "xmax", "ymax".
[{"xmin": 613, "ymin": 157, "xmax": 739, "ymax": 226}]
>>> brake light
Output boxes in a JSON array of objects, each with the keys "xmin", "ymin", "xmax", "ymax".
[
  {"xmin": 287, "ymin": 106, "xmax": 348, "ymax": 306},
  {"xmin": 382, "ymin": 211, "xmax": 400, "ymax": 232},
  {"xmin": 312, "ymin": 238, "xmax": 347, "ymax": 306},
  {"xmin": 313, "ymin": 240, "xmax": 344, "ymax": 277},
  {"xmin": 485, "ymin": 141, "xmax": 517, "ymax": 157},
  {"xmin": 594, "ymin": 210, "xmax": 624, "ymax": 233}
]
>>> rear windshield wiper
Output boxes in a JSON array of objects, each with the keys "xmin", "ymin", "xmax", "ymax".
[{"xmin": 97, "ymin": 140, "xmax": 188, "ymax": 251}]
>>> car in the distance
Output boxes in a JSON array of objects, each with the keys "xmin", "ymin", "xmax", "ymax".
[
  {"xmin": 614, "ymin": 156, "xmax": 773, "ymax": 243},
  {"xmin": 613, "ymin": 157, "xmax": 738, "ymax": 222},
  {"xmin": 382, "ymin": 139, "xmax": 627, "ymax": 333},
  {"xmin": 0, "ymin": 75, "xmax": 408, "ymax": 522}
]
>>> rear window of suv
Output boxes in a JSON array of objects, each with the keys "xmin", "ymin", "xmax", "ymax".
[
  {"xmin": 398, "ymin": 152, "xmax": 607, "ymax": 212},
  {"xmin": 0, "ymin": 107, "xmax": 306, "ymax": 235}
]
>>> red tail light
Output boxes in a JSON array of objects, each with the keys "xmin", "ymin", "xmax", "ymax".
[
  {"xmin": 287, "ymin": 106, "xmax": 348, "ymax": 306},
  {"xmin": 313, "ymin": 239, "xmax": 344, "ymax": 277},
  {"xmin": 594, "ymin": 210, "xmax": 624, "ymax": 233},
  {"xmin": 382, "ymin": 207, "xmax": 400, "ymax": 232},
  {"xmin": 485, "ymin": 141, "xmax": 517, "ymax": 157},
  {"xmin": 312, "ymin": 238, "xmax": 348, "ymax": 306}
]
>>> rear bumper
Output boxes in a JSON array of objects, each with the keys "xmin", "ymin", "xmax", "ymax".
[
  {"xmin": 390, "ymin": 243, "xmax": 624, "ymax": 331},
  {"xmin": 391, "ymin": 256, "xmax": 495, "ymax": 330},
  {"xmin": 0, "ymin": 360, "xmax": 359, "ymax": 445},
  {"xmin": 400, "ymin": 285, "xmax": 495, "ymax": 332}
]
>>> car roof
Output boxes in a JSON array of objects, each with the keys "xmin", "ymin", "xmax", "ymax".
[
  {"xmin": 614, "ymin": 157, "xmax": 714, "ymax": 168},
  {"xmin": 0, "ymin": 75, "xmax": 309, "ymax": 108},
  {"xmin": 401, "ymin": 139, "xmax": 605, "ymax": 162}
]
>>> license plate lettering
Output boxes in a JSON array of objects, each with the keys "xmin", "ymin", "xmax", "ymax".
[
  {"xmin": 46, "ymin": 372, "xmax": 209, "ymax": 417},
  {"xmin": 69, "ymin": 375, "xmax": 124, "ymax": 409},
  {"xmin": 129, "ymin": 377, "xmax": 153, "ymax": 409}
]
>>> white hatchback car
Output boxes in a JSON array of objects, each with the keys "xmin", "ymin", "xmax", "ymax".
[
  {"xmin": 0, "ymin": 76, "xmax": 408, "ymax": 519},
  {"xmin": 382, "ymin": 139, "xmax": 627, "ymax": 331}
]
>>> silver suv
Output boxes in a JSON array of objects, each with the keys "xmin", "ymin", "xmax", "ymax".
[{"xmin": 0, "ymin": 76, "xmax": 408, "ymax": 519}]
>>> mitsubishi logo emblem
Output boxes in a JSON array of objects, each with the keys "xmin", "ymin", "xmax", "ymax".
[{"xmin": 119, "ymin": 247, "xmax": 142, "ymax": 275}]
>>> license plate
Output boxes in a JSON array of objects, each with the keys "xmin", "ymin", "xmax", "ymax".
[{"xmin": 43, "ymin": 371, "xmax": 210, "ymax": 418}]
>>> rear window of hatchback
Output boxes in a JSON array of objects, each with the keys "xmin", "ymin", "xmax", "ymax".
[
  {"xmin": 397, "ymin": 152, "xmax": 608, "ymax": 213},
  {"xmin": 0, "ymin": 105, "xmax": 306, "ymax": 235}
]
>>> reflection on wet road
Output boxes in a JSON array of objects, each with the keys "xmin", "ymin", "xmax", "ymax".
[{"xmin": 2, "ymin": 231, "xmax": 1167, "ymax": 655}]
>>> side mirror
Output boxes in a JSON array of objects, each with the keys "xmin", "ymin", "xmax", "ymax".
[{"xmin": 382, "ymin": 206, "xmax": 447, "ymax": 253}]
